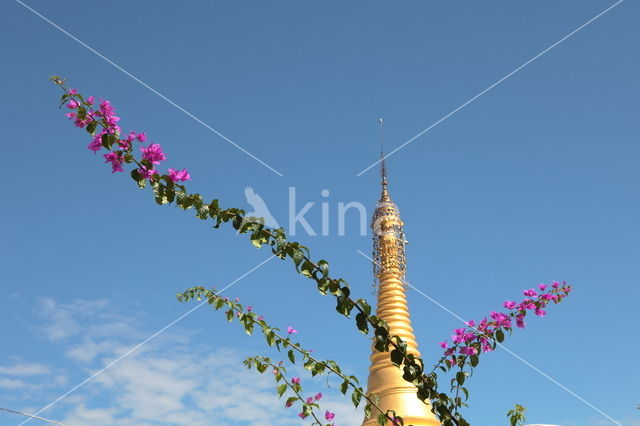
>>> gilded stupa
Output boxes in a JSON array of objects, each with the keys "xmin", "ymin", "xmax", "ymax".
[{"xmin": 362, "ymin": 141, "xmax": 440, "ymax": 425}]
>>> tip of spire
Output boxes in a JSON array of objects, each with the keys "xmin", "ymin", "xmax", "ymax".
[{"xmin": 379, "ymin": 118, "xmax": 390, "ymax": 202}]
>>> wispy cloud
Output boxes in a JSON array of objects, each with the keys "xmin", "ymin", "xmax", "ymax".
[
  {"xmin": 8, "ymin": 297, "xmax": 362, "ymax": 425},
  {"xmin": 0, "ymin": 377, "xmax": 31, "ymax": 390},
  {"xmin": 0, "ymin": 361, "xmax": 66, "ymax": 396},
  {"xmin": 37, "ymin": 298, "xmax": 112, "ymax": 341},
  {"xmin": 0, "ymin": 363, "xmax": 51, "ymax": 376}
]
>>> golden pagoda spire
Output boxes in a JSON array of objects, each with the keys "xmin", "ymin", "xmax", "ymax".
[{"xmin": 363, "ymin": 122, "xmax": 439, "ymax": 426}]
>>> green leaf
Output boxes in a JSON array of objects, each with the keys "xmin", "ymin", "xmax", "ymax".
[
  {"xmin": 460, "ymin": 386, "xmax": 469, "ymax": 401},
  {"xmin": 130, "ymin": 168, "xmax": 146, "ymax": 189},
  {"xmin": 77, "ymin": 106, "xmax": 87, "ymax": 120},
  {"xmin": 285, "ymin": 396, "xmax": 297, "ymax": 407},
  {"xmin": 232, "ymin": 215, "xmax": 243, "ymax": 230},
  {"xmin": 300, "ymin": 261, "xmax": 314, "ymax": 278},
  {"xmin": 317, "ymin": 260, "xmax": 329, "ymax": 277},
  {"xmin": 496, "ymin": 328, "xmax": 505, "ymax": 343},
  {"xmin": 101, "ymin": 133, "xmax": 115, "ymax": 150},
  {"xmin": 470, "ymin": 355, "xmax": 479, "ymax": 367},
  {"xmin": 276, "ymin": 383, "xmax": 287, "ymax": 398},
  {"xmin": 351, "ymin": 388, "xmax": 363, "ymax": 407},
  {"xmin": 86, "ymin": 120, "xmax": 97, "ymax": 135},
  {"xmin": 364, "ymin": 403, "xmax": 372, "ymax": 420},
  {"xmin": 356, "ymin": 312, "xmax": 369, "ymax": 334},
  {"xmin": 196, "ymin": 204, "xmax": 209, "ymax": 220},
  {"xmin": 292, "ymin": 249, "xmax": 304, "ymax": 268},
  {"xmin": 287, "ymin": 349, "xmax": 295, "ymax": 364},
  {"xmin": 214, "ymin": 298, "xmax": 224, "ymax": 309},
  {"xmin": 265, "ymin": 330, "xmax": 275, "ymax": 346},
  {"xmin": 456, "ymin": 371, "xmax": 466, "ymax": 385},
  {"xmin": 402, "ymin": 365, "xmax": 417, "ymax": 382},
  {"xmin": 390, "ymin": 349, "xmax": 403, "ymax": 366}
]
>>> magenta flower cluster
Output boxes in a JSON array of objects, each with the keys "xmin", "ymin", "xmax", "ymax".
[
  {"xmin": 438, "ymin": 281, "xmax": 572, "ymax": 367},
  {"xmin": 63, "ymin": 89, "xmax": 190, "ymax": 182},
  {"xmin": 284, "ymin": 374, "xmax": 335, "ymax": 424}
]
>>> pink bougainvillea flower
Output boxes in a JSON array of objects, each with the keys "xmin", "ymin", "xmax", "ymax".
[
  {"xmin": 325, "ymin": 410, "xmax": 336, "ymax": 421},
  {"xmin": 257, "ymin": 315, "xmax": 264, "ymax": 321},
  {"xmin": 438, "ymin": 341, "xmax": 448, "ymax": 349},
  {"xmin": 118, "ymin": 138, "xmax": 132, "ymax": 151},
  {"xmin": 285, "ymin": 399, "xmax": 294, "ymax": 407},
  {"xmin": 138, "ymin": 166, "xmax": 157, "ymax": 180},
  {"xmin": 66, "ymin": 100, "xmax": 80, "ymax": 109},
  {"xmin": 140, "ymin": 143, "xmax": 166, "ymax": 164},
  {"xmin": 168, "ymin": 168, "xmax": 191, "ymax": 182},
  {"xmin": 306, "ymin": 397, "xmax": 313, "ymax": 404},
  {"xmin": 87, "ymin": 134, "xmax": 103, "ymax": 152},
  {"xmin": 68, "ymin": 88, "xmax": 78, "ymax": 95},
  {"xmin": 503, "ymin": 300, "xmax": 517, "ymax": 309},
  {"xmin": 291, "ymin": 377, "xmax": 300, "ymax": 384},
  {"xmin": 247, "ymin": 306, "xmax": 253, "ymax": 312},
  {"xmin": 314, "ymin": 392, "xmax": 322, "ymax": 401},
  {"xmin": 552, "ymin": 281, "xmax": 560, "ymax": 288},
  {"xmin": 287, "ymin": 326, "xmax": 297, "ymax": 335},
  {"xmin": 103, "ymin": 152, "xmax": 123, "ymax": 173},
  {"xmin": 538, "ymin": 283, "xmax": 548, "ymax": 291},
  {"xmin": 136, "ymin": 132, "xmax": 147, "ymax": 142},
  {"xmin": 535, "ymin": 308, "xmax": 546, "ymax": 317},
  {"xmin": 460, "ymin": 346, "xmax": 478, "ymax": 356},
  {"xmin": 99, "ymin": 99, "xmax": 114, "ymax": 115},
  {"xmin": 523, "ymin": 289, "xmax": 538, "ymax": 297},
  {"xmin": 86, "ymin": 95, "xmax": 95, "ymax": 105},
  {"xmin": 518, "ymin": 300, "xmax": 536, "ymax": 311},
  {"xmin": 297, "ymin": 412, "xmax": 306, "ymax": 419}
]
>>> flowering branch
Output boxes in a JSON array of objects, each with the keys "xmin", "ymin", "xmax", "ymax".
[
  {"xmin": 244, "ymin": 357, "xmax": 329, "ymax": 425},
  {"xmin": 430, "ymin": 282, "xmax": 573, "ymax": 420},
  {"xmin": 177, "ymin": 286, "xmax": 393, "ymax": 425},
  {"xmin": 52, "ymin": 78, "xmax": 573, "ymax": 426}
]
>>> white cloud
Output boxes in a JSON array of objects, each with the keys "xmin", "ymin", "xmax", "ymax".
[
  {"xmin": 15, "ymin": 298, "xmax": 363, "ymax": 425},
  {"xmin": 0, "ymin": 377, "xmax": 30, "ymax": 390},
  {"xmin": 37, "ymin": 297, "xmax": 111, "ymax": 341},
  {"xmin": 0, "ymin": 362, "xmax": 51, "ymax": 376}
]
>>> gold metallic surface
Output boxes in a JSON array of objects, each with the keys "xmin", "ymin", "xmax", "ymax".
[{"xmin": 363, "ymin": 167, "xmax": 439, "ymax": 426}]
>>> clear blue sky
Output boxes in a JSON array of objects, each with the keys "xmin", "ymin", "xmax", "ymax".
[{"xmin": 1, "ymin": 1, "xmax": 638, "ymax": 425}]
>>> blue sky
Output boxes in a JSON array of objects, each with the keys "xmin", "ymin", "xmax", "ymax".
[{"xmin": 0, "ymin": 1, "xmax": 639, "ymax": 425}]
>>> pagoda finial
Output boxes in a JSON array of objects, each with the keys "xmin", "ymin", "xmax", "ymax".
[{"xmin": 379, "ymin": 118, "xmax": 390, "ymax": 202}]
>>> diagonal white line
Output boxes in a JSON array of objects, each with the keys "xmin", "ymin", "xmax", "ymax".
[
  {"xmin": 18, "ymin": 254, "xmax": 278, "ymax": 425},
  {"xmin": 15, "ymin": 0, "xmax": 283, "ymax": 177},
  {"xmin": 356, "ymin": 0, "xmax": 625, "ymax": 176},
  {"xmin": 355, "ymin": 249, "xmax": 622, "ymax": 425},
  {"xmin": 0, "ymin": 407, "xmax": 65, "ymax": 425}
]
